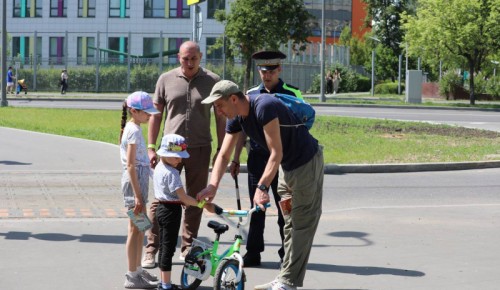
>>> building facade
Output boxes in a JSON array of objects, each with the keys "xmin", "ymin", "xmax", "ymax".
[{"xmin": 5, "ymin": 0, "xmax": 367, "ymax": 66}]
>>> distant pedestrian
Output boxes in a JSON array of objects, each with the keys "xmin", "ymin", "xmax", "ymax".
[
  {"xmin": 16, "ymin": 79, "xmax": 28, "ymax": 96},
  {"xmin": 333, "ymin": 69, "xmax": 341, "ymax": 95},
  {"xmin": 153, "ymin": 133, "xmax": 216, "ymax": 290},
  {"xmin": 326, "ymin": 71, "xmax": 333, "ymax": 94},
  {"xmin": 6, "ymin": 66, "xmax": 16, "ymax": 94},
  {"xmin": 120, "ymin": 91, "xmax": 160, "ymax": 289},
  {"xmin": 60, "ymin": 69, "xmax": 68, "ymax": 94}
]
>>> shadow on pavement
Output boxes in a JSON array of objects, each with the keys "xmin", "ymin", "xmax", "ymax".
[
  {"xmin": 0, "ymin": 160, "xmax": 32, "ymax": 165},
  {"xmin": 328, "ymin": 231, "xmax": 374, "ymax": 247},
  {"xmin": 307, "ymin": 262, "xmax": 425, "ymax": 277},
  {"xmin": 0, "ymin": 231, "xmax": 126, "ymax": 244}
]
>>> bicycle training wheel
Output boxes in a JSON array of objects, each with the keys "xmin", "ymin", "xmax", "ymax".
[
  {"xmin": 180, "ymin": 247, "xmax": 204, "ymax": 290},
  {"xmin": 214, "ymin": 259, "xmax": 245, "ymax": 290}
]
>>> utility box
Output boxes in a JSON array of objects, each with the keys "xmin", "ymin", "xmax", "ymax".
[{"xmin": 405, "ymin": 70, "xmax": 422, "ymax": 103}]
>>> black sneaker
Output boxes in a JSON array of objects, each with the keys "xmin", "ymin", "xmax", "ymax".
[{"xmin": 243, "ymin": 253, "xmax": 261, "ymax": 267}]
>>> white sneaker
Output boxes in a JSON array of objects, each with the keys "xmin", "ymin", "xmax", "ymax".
[
  {"xmin": 179, "ymin": 248, "xmax": 190, "ymax": 261},
  {"xmin": 254, "ymin": 279, "xmax": 278, "ymax": 290},
  {"xmin": 142, "ymin": 253, "xmax": 156, "ymax": 268},
  {"xmin": 272, "ymin": 281, "xmax": 296, "ymax": 290}
]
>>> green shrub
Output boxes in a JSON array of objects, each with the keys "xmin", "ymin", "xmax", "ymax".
[
  {"xmin": 475, "ymin": 71, "xmax": 500, "ymax": 99},
  {"xmin": 130, "ymin": 64, "xmax": 162, "ymax": 93},
  {"xmin": 357, "ymin": 75, "xmax": 371, "ymax": 92},
  {"xmin": 485, "ymin": 77, "xmax": 500, "ymax": 98},
  {"xmin": 439, "ymin": 71, "xmax": 463, "ymax": 100},
  {"xmin": 374, "ymin": 82, "xmax": 402, "ymax": 94},
  {"xmin": 70, "ymin": 67, "xmax": 97, "ymax": 92},
  {"xmin": 308, "ymin": 64, "xmax": 370, "ymax": 93},
  {"xmin": 205, "ymin": 62, "xmax": 246, "ymax": 88}
]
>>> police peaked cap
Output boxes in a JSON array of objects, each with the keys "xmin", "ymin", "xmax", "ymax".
[{"xmin": 252, "ymin": 50, "xmax": 287, "ymax": 70}]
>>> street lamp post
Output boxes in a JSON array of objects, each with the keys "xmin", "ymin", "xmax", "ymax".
[
  {"xmin": 369, "ymin": 37, "xmax": 380, "ymax": 96},
  {"xmin": 1, "ymin": 0, "xmax": 8, "ymax": 107},
  {"xmin": 398, "ymin": 54, "xmax": 402, "ymax": 95},
  {"xmin": 492, "ymin": 60, "xmax": 499, "ymax": 82},
  {"xmin": 319, "ymin": 0, "xmax": 326, "ymax": 102},
  {"xmin": 371, "ymin": 50, "xmax": 375, "ymax": 96}
]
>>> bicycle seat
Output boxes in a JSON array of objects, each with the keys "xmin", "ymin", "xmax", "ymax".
[{"xmin": 207, "ymin": 220, "xmax": 229, "ymax": 234}]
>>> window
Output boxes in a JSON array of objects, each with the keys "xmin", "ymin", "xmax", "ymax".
[
  {"xmin": 206, "ymin": 37, "xmax": 223, "ymax": 62},
  {"xmin": 12, "ymin": 36, "xmax": 42, "ymax": 61},
  {"xmin": 108, "ymin": 37, "xmax": 129, "ymax": 62},
  {"xmin": 167, "ymin": 38, "xmax": 188, "ymax": 63},
  {"xmin": 144, "ymin": 0, "xmax": 166, "ymax": 18},
  {"xmin": 50, "ymin": 0, "xmax": 67, "ymax": 17},
  {"xmin": 49, "ymin": 37, "xmax": 65, "ymax": 65},
  {"xmin": 169, "ymin": 0, "xmax": 189, "ymax": 18},
  {"xmin": 110, "ymin": 0, "xmax": 130, "ymax": 18},
  {"xmin": 77, "ymin": 37, "xmax": 96, "ymax": 64},
  {"xmin": 78, "ymin": 0, "xmax": 96, "ymax": 17},
  {"xmin": 143, "ymin": 37, "xmax": 169, "ymax": 57},
  {"xmin": 13, "ymin": 0, "xmax": 42, "ymax": 18},
  {"xmin": 207, "ymin": 0, "xmax": 225, "ymax": 19}
]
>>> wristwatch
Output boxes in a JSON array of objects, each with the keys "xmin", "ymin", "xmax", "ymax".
[{"xmin": 257, "ymin": 184, "xmax": 269, "ymax": 192}]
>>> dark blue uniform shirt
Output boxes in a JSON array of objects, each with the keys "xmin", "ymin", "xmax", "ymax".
[{"xmin": 226, "ymin": 94, "xmax": 318, "ymax": 171}]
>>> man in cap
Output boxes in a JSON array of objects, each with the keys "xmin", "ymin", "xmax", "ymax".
[
  {"xmin": 229, "ymin": 50, "xmax": 302, "ymax": 267},
  {"xmin": 198, "ymin": 80, "xmax": 323, "ymax": 290}
]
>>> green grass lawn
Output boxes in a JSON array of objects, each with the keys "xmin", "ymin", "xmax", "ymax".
[{"xmin": 1, "ymin": 107, "xmax": 500, "ymax": 164}]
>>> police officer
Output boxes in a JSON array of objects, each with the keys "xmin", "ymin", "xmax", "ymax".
[{"xmin": 229, "ymin": 50, "xmax": 302, "ymax": 267}]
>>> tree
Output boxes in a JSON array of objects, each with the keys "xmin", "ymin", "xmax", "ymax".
[
  {"xmin": 362, "ymin": 0, "xmax": 416, "ymax": 55},
  {"xmin": 339, "ymin": 25, "xmax": 351, "ymax": 46},
  {"xmin": 348, "ymin": 37, "xmax": 370, "ymax": 67},
  {"xmin": 362, "ymin": 0, "xmax": 417, "ymax": 84},
  {"xmin": 404, "ymin": 0, "xmax": 500, "ymax": 104},
  {"xmin": 214, "ymin": 0, "xmax": 311, "ymax": 91}
]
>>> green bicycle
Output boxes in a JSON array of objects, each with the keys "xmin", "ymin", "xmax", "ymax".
[{"xmin": 180, "ymin": 203, "xmax": 271, "ymax": 290}]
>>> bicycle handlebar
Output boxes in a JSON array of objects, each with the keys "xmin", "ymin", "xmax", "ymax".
[
  {"xmin": 216, "ymin": 203, "xmax": 270, "ymax": 217},
  {"xmin": 215, "ymin": 203, "xmax": 271, "ymax": 228}
]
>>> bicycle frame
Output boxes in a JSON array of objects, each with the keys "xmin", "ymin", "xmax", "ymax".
[{"xmin": 181, "ymin": 203, "xmax": 271, "ymax": 288}]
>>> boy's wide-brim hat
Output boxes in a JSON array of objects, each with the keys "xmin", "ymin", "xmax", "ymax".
[
  {"xmin": 252, "ymin": 50, "xmax": 286, "ymax": 71},
  {"xmin": 202, "ymin": 80, "xmax": 241, "ymax": 104},
  {"xmin": 126, "ymin": 91, "xmax": 160, "ymax": 114},
  {"xmin": 157, "ymin": 134, "xmax": 190, "ymax": 158}
]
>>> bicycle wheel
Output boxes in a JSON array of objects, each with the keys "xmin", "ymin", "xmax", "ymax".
[
  {"xmin": 180, "ymin": 247, "xmax": 204, "ymax": 290},
  {"xmin": 214, "ymin": 259, "xmax": 245, "ymax": 290}
]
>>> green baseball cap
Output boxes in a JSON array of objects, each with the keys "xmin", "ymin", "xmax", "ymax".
[{"xmin": 202, "ymin": 80, "xmax": 241, "ymax": 104}]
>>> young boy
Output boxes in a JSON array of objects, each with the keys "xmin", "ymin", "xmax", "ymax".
[{"xmin": 154, "ymin": 134, "xmax": 215, "ymax": 290}]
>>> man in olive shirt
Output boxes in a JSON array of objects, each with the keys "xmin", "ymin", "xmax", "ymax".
[{"xmin": 142, "ymin": 41, "xmax": 226, "ymax": 268}]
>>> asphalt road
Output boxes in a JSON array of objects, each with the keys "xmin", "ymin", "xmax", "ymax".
[
  {"xmin": 2, "ymin": 97, "xmax": 500, "ymax": 289},
  {"xmin": 8, "ymin": 97, "xmax": 500, "ymax": 132},
  {"xmin": 314, "ymin": 106, "xmax": 500, "ymax": 132},
  {"xmin": 2, "ymin": 168, "xmax": 500, "ymax": 290}
]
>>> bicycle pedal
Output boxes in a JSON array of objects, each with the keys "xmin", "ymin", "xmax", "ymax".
[{"xmin": 185, "ymin": 254, "xmax": 198, "ymax": 264}]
